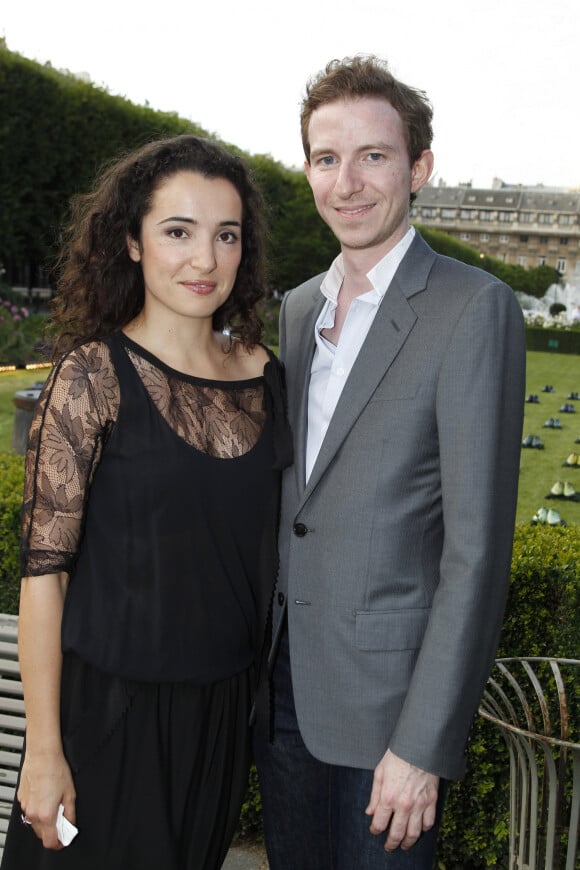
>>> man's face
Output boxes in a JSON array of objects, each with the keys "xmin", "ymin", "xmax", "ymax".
[{"xmin": 305, "ymin": 96, "xmax": 433, "ymax": 263}]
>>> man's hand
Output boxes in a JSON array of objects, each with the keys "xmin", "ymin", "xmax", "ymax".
[{"xmin": 365, "ymin": 749, "xmax": 439, "ymax": 851}]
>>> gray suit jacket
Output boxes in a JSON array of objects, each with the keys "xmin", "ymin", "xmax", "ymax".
[{"xmin": 273, "ymin": 232, "xmax": 526, "ymax": 780}]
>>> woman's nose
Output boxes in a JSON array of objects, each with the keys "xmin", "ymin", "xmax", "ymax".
[{"xmin": 190, "ymin": 239, "xmax": 217, "ymax": 272}]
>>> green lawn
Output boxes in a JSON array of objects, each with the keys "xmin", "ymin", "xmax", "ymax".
[
  {"xmin": 1, "ymin": 352, "xmax": 579, "ymax": 526},
  {"xmin": 0, "ymin": 369, "xmax": 49, "ymax": 453},
  {"xmin": 518, "ymin": 350, "xmax": 580, "ymax": 527}
]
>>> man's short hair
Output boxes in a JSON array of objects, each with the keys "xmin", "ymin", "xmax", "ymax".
[{"xmin": 300, "ymin": 55, "xmax": 433, "ymax": 167}]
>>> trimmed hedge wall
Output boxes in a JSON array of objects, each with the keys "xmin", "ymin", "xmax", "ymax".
[
  {"xmin": 1, "ymin": 456, "xmax": 578, "ymax": 864},
  {"xmin": 437, "ymin": 523, "xmax": 580, "ymax": 868},
  {"xmin": 525, "ymin": 326, "xmax": 580, "ymax": 354},
  {"xmin": 0, "ymin": 452, "xmax": 24, "ymax": 615}
]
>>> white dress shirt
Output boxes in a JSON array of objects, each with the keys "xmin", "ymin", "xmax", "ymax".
[{"xmin": 305, "ymin": 227, "xmax": 415, "ymax": 481}]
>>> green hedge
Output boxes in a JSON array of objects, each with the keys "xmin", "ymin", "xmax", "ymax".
[
  {"xmin": 525, "ymin": 326, "xmax": 580, "ymax": 354},
  {"xmin": 0, "ymin": 452, "xmax": 24, "ymax": 614},
  {"xmin": 437, "ymin": 523, "xmax": 580, "ymax": 868},
  {"xmin": 1, "ymin": 460, "xmax": 578, "ymax": 863}
]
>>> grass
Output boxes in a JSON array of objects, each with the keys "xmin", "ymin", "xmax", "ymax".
[
  {"xmin": 0, "ymin": 351, "xmax": 578, "ymax": 526},
  {"xmin": 518, "ymin": 350, "xmax": 580, "ymax": 527},
  {"xmin": 0, "ymin": 370, "xmax": 49, "ymax": 453}
]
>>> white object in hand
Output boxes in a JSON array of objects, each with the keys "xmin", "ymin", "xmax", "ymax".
[{"xmin": 56, "ymin": 804, "xmax": 78, "ymax": 846}]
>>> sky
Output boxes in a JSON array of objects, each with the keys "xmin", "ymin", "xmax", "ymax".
[{"xmin": 2, "ymin": 0, "xmax": 579, "ymax": 191}]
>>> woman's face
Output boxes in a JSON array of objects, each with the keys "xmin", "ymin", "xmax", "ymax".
[{"xmin": 127, "ymin": 170, "xmax": 243, "ymax": 326}]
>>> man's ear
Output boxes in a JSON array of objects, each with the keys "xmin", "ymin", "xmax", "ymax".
[
  {"xmin": 126, "ymin": 235, "xmax": 141, "ymax": 263},
  {"xmin": 411, "ymin": 150, "xmax": 434, "ymax": 194}
]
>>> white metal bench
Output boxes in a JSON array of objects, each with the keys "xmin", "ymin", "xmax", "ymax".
[{"xmin": 0, "ymin": 615, "xmax": 23, "ymax": 856}]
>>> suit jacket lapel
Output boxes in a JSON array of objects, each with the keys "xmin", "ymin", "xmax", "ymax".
[
  {"xmin": 301, "ymin": 233, "xmax": 435, "ymax": 502},
  {"xmin": 289, "ymin": 285, "xmax": 325, "ymax": 497}
]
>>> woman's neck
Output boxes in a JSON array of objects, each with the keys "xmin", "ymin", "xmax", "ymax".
[{"xmin": 122, "ymin": 314, "xmax": 231, "ymax": 379}]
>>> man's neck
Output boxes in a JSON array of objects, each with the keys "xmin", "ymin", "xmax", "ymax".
[
  {"xmin": 321, "ymin": 269, "xmax": 372, "ymax": 348},
  {"xmin": 323, "ymin": 225, "xmax": 413, "ymax": 346},
  {"xmin": 340, "ymin": 222, "xmax": 410, "ymax": 282}
]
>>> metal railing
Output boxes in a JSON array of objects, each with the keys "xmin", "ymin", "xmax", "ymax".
[{"xmin": 479, "ymin": 657, "xmax": 579, "ymax": 870}]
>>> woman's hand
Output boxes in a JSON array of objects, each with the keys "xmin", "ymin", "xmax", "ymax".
[
  {"xmin": 17, "ymin": 572, "xmax": 73, "ymax": 849},
  {"xmin": 18, "ymin": 747, "xmax": 76, "ymax": 849}
]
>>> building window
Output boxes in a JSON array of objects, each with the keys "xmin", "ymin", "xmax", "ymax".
[
  {"xmin": 520, "ymin": 235, "xmax": 529, "ymax": 243},
  {"xmin": 558, "ymin": 214, "xmax": 573, "ymax": 225},
  {"xmin": 519, "ymin": 213, "xmax": 534, "ymax": 223},
  {"xmin": 499, "ymin": 234, "xmax": 509, "ymax": 243},
  {"xmin": 559, "ymin": 237, "xmax": 568, "ymax": 245},
  {"xmin": 557, "ymin": 258, "xmax": 567, "ymax": 273},
  {"xmin": 440, "ymin": 208, "xmax": 457, "ymax": 219},
  {"xmin": 518, "ymin": 256, "xmax": 528, "ymax": 267},
  {"xmin": 460, "ymin": 232, "xmax": 471, "ymax": 241},
  {"xmin": 498, "ymin": 212, "xmax": 515, "ymax": 222},
  {"xmin": 539, "ymin": 236, "xmax": 548, "ymax": 245},
  {"xmin": 460, "ymin": 209, "xmax": 476, "ymax": 220},
  {"xmin": 422, "ymin": 207, "xmax": 437, "ymax": 218},
  {"xmin": 480, "ymin": 233, "xmax": 490, "ymax": 242},
  {"xmin": 538, "ymin": 213, "xmax": 554, "ymax": 224},
  {"xmin": 479, "ymin": 211, "xmax": 495, "ymax": 221},
  {"xmin": 538, "ymin": 256, "xmax": 546, "ymax": 265}
]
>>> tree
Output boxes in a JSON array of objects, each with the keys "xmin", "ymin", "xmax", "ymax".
[
  {"xmin": 415, "ymin": 226, "xmax": 560, "ymax": 296},
  {"xmin": 0, "ymin": 45, "xmax": 204, "ymax": 288},
  {"xmin": 0, "ymin": 43, "xmax": 564, "ymax": 300}
]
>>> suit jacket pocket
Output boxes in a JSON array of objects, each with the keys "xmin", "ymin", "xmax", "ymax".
[
  {"xmin": 354, "ymin": 608, "xmax": 430, "ymax": 651},
  {"xmin": 366, "ymin": 384, "xmax": 419, "ymax": 402}
]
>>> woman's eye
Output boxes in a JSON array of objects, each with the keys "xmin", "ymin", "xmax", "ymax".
[
  {"xmin": 168, "ymin": 227, "xmax": 187, "ymax": 239},
  {"xmin": 218, "ymin": 231, "xmax": 239, "ymax": 244}
]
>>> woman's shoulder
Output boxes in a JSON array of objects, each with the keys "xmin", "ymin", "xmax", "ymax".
[
  {"xmin": 55, "ymin": 337, "xmax": 113, "ymax": 367},
  {"xmin": 50, "ymin": 338, "xmax": 118, "ymax": 399},
  {"xmin": 229, "ymin": 340, "xmax": 272, "ymax": 379}
]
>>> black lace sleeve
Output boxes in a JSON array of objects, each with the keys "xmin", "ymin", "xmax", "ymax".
[{"xmin": 20, "ymin": 342, "xmax": 120, "ymax": 577}]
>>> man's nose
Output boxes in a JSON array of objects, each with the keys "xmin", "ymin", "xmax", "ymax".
[{"xmin": 334, "ymin": 161, "xmax": 364, "ymax": 197}]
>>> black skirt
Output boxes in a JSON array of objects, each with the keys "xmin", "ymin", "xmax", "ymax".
[{"xmin": 1, "ymin": 653, "xmax": 251, "ymax": 870}]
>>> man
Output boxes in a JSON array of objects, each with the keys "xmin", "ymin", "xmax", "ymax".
[{"xmin": 254, "ymin": 56, "xmax": 525, "ymax": 869}]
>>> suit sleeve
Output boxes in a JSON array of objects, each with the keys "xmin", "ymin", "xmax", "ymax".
[{"xmin": 388, "ymin": 280, "xmax": 525, "ymax": 780}]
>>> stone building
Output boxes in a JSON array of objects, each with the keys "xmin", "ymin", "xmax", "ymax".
[{"xmin": 412, "ymin": 180, "xmax": 580, "ymax": 286}]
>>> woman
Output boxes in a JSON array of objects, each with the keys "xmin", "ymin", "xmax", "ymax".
[{"xmin": 2, "ymin": 135, "xmax": 291, "ymax": 869}]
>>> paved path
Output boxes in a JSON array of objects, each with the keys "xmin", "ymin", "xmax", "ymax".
[{"xmin": 223, "ymin": 843, "xmax": 268, "ymax": 869}]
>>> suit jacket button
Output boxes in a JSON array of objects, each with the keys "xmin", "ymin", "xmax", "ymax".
[
  {"xmin": 293, "ymin": 522, "xmax": 308, "ymax": 537},
  {"xmin": 277, "ymin": 592, "xmax": 285, "ymax": 605}
]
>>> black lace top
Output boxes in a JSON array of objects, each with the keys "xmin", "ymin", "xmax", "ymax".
[{"xmin": 21, "ymin": 333, "xmax": 292, "ymax": 684}]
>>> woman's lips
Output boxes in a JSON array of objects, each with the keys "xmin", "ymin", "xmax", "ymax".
[{"xmin": 182, "ymin": 281, "xmax": 217, "ymax": 295}]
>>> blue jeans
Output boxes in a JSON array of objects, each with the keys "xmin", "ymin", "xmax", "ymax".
[{"xmin": 253, "ymin": 627, "xmax": 446, "ymax": 870}]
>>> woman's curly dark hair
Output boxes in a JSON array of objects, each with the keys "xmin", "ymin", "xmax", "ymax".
[{"xmin": 51, "ymin": 135, "xmax": 266, "ymax": 358}]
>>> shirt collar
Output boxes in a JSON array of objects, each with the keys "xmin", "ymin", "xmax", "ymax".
[{"xmin": 320, "ymin": 226, "xmax": 415, "ymax": 304}]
